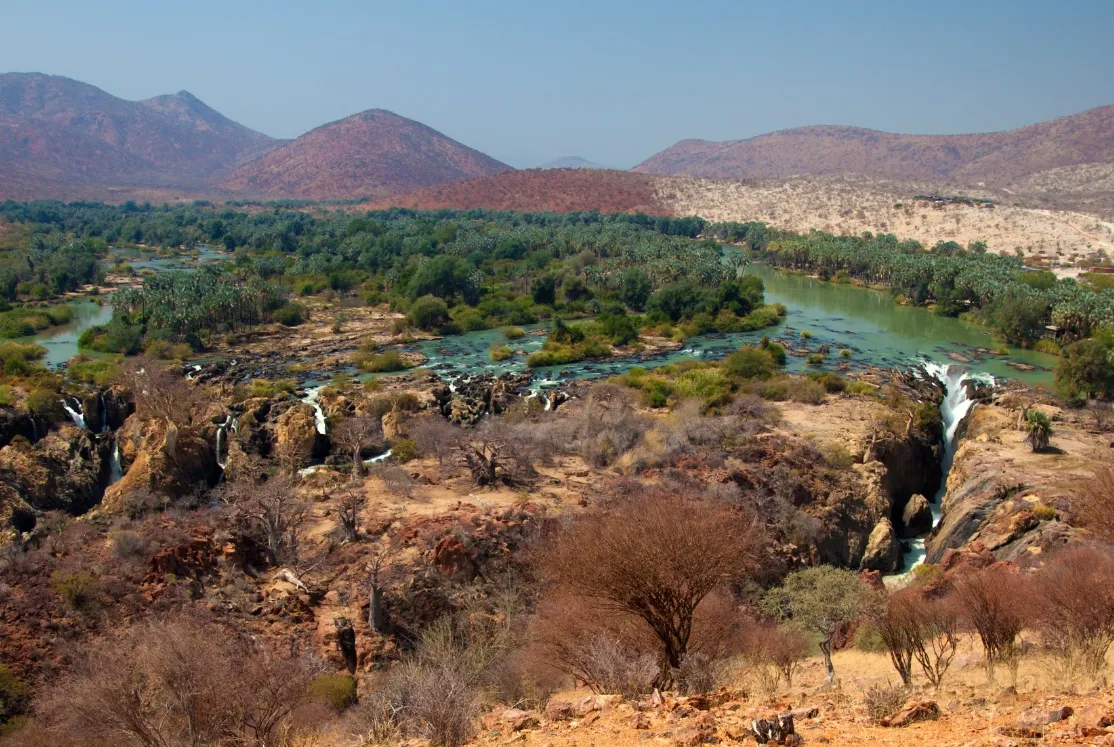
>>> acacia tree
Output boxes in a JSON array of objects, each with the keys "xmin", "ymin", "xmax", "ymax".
[
  {"xmin": 539, "ymin": 490, "xmax": 762, "ymax": 681},
  {"xmin": 762, "ymin": 566, "xmax": 869, "ymax": 684},
  {"xmin": 223, "ymin": 473, "xmax": 308, "ymax": 567}
]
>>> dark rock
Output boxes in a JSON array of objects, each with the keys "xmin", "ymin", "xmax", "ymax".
[
  {"xmin": 861, "ymin": 518, "xmax": 902, "ymax": 573},
  {"xmin": 884, "ymin": 700, "xmax": 939, "ymax": 727},
  {"xmin": 901, "ymin": 493, "xmax": 933, "ymax": 537}
]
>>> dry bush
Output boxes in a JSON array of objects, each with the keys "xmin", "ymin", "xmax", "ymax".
[
  {"xmin": 538, "ymin": 490, "xmax": 762, "ymax": 683},
  {"xmin": 223, "ymin": 473, "xmax": 308, "ymax": 566},
  {"xmin": 868, "ymin": 586, "xmax": 960, "ymax": 689},
  {"xmin": 374, "ymin": 462, "xmax": 417, "ymax": 498},
  {"xmin": 567, "ymin": 386, "xmax": 648, "ymax": 467},
  {"xmin": 863, "ymin": 682, "xmax": 907, "ymax": 724},
  {"xmin": 450, "ymin": 419, "xmax": 537, "ymax": 487},
  {"xmin": 743, "ymin": 622, "xmax": 812, "ymax": 691},
  {"xmin": 953, "ymin": 565, "xmax": 1031, "ymax": 684},
  {"xmin": 38, "ymin": 617, "xmax": 320, "ymax": 747},
  {"xmin": 409, "ymin": 416, "xmax": 460, "ymax": 470},
  {"xmin": 1076, "ymin": 466, "xmax": 1114, "ymax": 544},
  {"xmin": 119, "ymin": 357, "xmax": 208, "ymax": 429},
  {"xmin": 1033, "ymin": 547, "xmax": 1114, "ymax": 679},
  {"xmin": 331, "ymin": 415, "xmax": 384, "ymax": 477}
]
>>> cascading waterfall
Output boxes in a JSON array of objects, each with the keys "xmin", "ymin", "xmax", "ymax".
[
  {"xmin": 100, "ymin": 394, "xmax": 109, "ymax": 433},
  {"xmin": 301, "ymin": 387, "xmax": 327, "ymax": 435},
  {"xmin": 107, "ymin": 439, "xmax": 124, "ymax": 485},
  {"xmin": 889, "ymin": 361, "xmax": 992, "ymax": 579},
  {"xmin": 215, "ymin": 414, "xmax": 237, "ymax": 470},
  {"xmin": 60, "ymin": 396, "xmax": 86, "ymax": 429}
]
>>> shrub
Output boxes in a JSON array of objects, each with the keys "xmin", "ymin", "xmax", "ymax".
[
  {"xmin": 813, "ymin": 372, "xmax": 846, "ymax": 393},
  {"xmin": 408, "ymin": 295, "xmax": 450, "ymax": 330},
  {"xmin": 0, "ymin": 342, "xmax": 47, "ymax": 376},
  {"xmin": 111, "ymin": 530, "xmax": 147, "ymax": 559},
  {"xmin": 1033, "ymin": 547, "xmax": 1114, "ymax": 679},
  {"xmin": 66, "ymin": 356, "xmax": 119, "ymax": 387},
  {"xmin": 744, "ymin": 623, "xmax": 812, "ymax": 689},
  {"xmin": 1026, "ymin": 410, "xmax": 1052, "ymax": 452},
  {"xmin": 356, "ymin": 350, "xmax": 409, "ymax": 373},
  {"xmin": 26, "ymin": 388, "xmax": 63, "ymax": 423},
  {"xmin": 500, "ymin": 326, "xmax": 525, "ymax": 340},
  {"xmin": 723, "ymin": 346, "xmax": 776, "ymax": 380},
  {"xmin": 807, "ymin": 353, "xmax": 824, "ymax": 365},
  {"xmin": 840, "ymin": 348, "xmax": 853, "ymax": 358},
  {"xmin": 391, "ymin": 437, "xmax": 419, "ymax": 464},
  {"xmin": 821, "ymin": 442, "xmax": 855, "ymax": 470},
  {"xmin": 0, "ymin": 664, "xmax": 30, "ymax": 724},
  {"xmin": 490, "ymin": 344, "xmax": 513, "ymax": 362},
  {"xmin": 953, "ymin": 565, "xmax": 1030, "ymax": 683},
  {"xmin": 311, "ymin": 673, "xmax": 358, "ymax": 711},
  {"xmin": 786, "ymin": 377, "xmax": 826, "ymax": 404},
  {"xmin": 144, "ymin": 338, "xmax": 194, "ymax": 360},
  {"xmin": 51, "ymin": 570, "xmax": 97, "ymax": 609},
  {"xmin": 1077, "ymin": 466, "xmax": 1114, "ymax": 543},
  {"xmin": 248, "ymin": 378, "xmax": 296, "ymax": 398},
  {"xmin": 863, "ymin": 683, "xmax": 907, "ymax": 724},
  {"xmin": 273, "ymin": 301, "xmax": 307, "ymax": 327}
]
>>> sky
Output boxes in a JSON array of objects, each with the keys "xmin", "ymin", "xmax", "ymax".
[{"xmin": 2, "ymin": 0, "xmax": 1113, "ymax": 169}]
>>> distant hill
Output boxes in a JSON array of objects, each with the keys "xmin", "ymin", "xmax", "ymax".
[
  {"xmin": 539, "ymin": 156, "xmax": 609, "ymax": 170},
  {"xmin": 362, "ymin": 168, "xmax": 670, "ymax": 214},
  {"xmin": 221, "ymin": 109, "xmax": 512, "ymax": 201},
  {"xmin": 634, "ymin": 105, "xmax": 1114, "ymax": 187},
  {"xmin": 0, "ymin": 72, "xmax": 281, "ymax": 199}
]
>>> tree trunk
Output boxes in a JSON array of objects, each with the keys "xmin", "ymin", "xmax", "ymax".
[
  {"xmin": 352, "ymin": 446, "xmax": 365, "ymax": 478},
  {"xmin": 820, "ymin": 641, "xmax": 835, "ymax": 684},
  {"xmin": 368, "ymin": 583, "xmax": 387, "ymax": 633}
]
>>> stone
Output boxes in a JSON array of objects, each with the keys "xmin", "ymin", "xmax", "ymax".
[
  {"xmin": 631, "ymin": 713, "xmax": 650, "ymax": 730},
  {"xmin": 544, "ymin": 701, "xmax": 575, "ymax": 722},
  {"xmin": 1075, "ymin": 704, "xmax": 1114, "ymax": 732},
  {"xmin": 501, "ymin": 708, "xmax": 539, "ymax": 732},
  {"xmin": 274, "ymin": 403, "xmax": 320, "ymax": 466},
  {"xmin": 0, "ymin": 425, "xmax": 105, "ymax": 514},
  {"xmin": 1017, "ymin": 706, "xmax": 1072, "ymax": 731},
  {"xmin": 884, "ymin": 700, "xmax": 939, "ymax": 727},
  {"xmin": 860, "ymin": 518, "xmax": 902, "ymax": 573},
  {"xmin": 901, "ymin": 493, "xmax": 933, "ymax": 537}
]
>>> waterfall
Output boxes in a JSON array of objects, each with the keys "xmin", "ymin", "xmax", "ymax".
[
  {"xmin": 215, "ymin": 414, "xmax": 235, "ymax": 470},
  {"xmin": 61, "ymin": 397, "xmax": 86, "ymax": 429},
  {"xmin": 301, "ymin": 387, "xmax": 327, "ymax": 435},
  {"xmin": 889, "ymin": 361, "xmax": 992, "ymax": 581},
  {"xmin": 363, "ymin": 448, "xmax": 393, "ymax": 466},
  {"xmin": 100, "ymin": 394, "xmax": 109, "ymax": 433},
  {"xmin": 107, "ymin": 438, "xmax": 124, "ymax": 485}
]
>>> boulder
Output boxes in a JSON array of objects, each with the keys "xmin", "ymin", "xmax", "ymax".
[
  {"xmin": 0, "ymin": 425, "xmax": 105, "ymax": 514},
  {"xmin": 500, "ymin": 708, "xmax": 538, "ymax": 732},
  {"xmin": 861, "ymin": 518, "xmax": 902, "ymax": 573},
  {"xmin": 101, "ymin": 417, "xmax": 219, "ymax": 513},
  {"xmin": 1075, "ymin": 704, "xmax": 1114, "ymax": 732},
  {"xmin": 883, "ymin": 700, "xmax": 939, "ymax": 727},
  {"xmin": 901, "ymin": 493, "xmax": 933, "ymax": 537},
  {"xmin": 0, "ymin": 407, "xmax": 37, "ymax": 448},
  {"xmin": 1017, "ymin": 706, "xmax": 1072, "ymax": 731},
  {"xmin": 544, "ymin": 700, "xmax": 576, "ymax": 722}
]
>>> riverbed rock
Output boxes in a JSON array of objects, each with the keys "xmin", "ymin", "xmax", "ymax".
[
  {"xmin": 101, "ymin": 416, "xmax": 219, "ymax": 513},
  {"xmin": 275, "ymin": 404, "xmax": 321, "ymax": 466},
  {"xmin": 861, "ymin": 518, "xmax": 902, "ymax": 573},
  {"xmin": 901, "ymin": 493, "xmax": 933, "ymax": 537},
  {"xmin": 0, "ymin": 424, "xmax": 105, "ymax": 514},
  {"xmin": 0, "ymin": 407, "xmax": 37, "ymax": 448},
  {"xmin": 884, "ymin": 700, "xmax": 940, "ymax": 727}
]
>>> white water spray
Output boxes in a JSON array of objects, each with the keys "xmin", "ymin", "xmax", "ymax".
[
  {"xmin": 107, "ymin": 439, "xmax": 124, "ymax": 485},
  {"xmin": 99, "ymin": 394, "xmax": 109, "ymax": 433},
  {"xmin": 889, "ymin": 361, "xmax": 992, "ymax": 580},
  {"xmin": 301, "ymin": 387, "xmax": 327, "ymax": 435},
  {"xmin": 60, "ymin": 397, "xmax": 86, "ymax": 429},
  {"xmin": 215, "ymin": 414, "xmax": 237, "ymax": 470}
]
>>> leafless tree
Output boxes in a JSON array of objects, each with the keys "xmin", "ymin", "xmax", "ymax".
[
  {"xmin": 332, "ymin": 415, "xmax": 384, "ymax": 478},
  {"xmin": 538, "ymin": 490, "xmax": 763, "ymax": 681},
  {"xmin": 374, "ymin": 462, "xmax": 416, "ymax": 499},
  {"xmin": 224, "ymin": 473, "xmax": 309, "ymax": 566},
  {"xmin": 410, "ymin": 416, "xmax": 459, "ymax": 471},
  {"xmin": 1033, "ymin": 547, "xmax": 1114, "ymax": 679},
  {"xmin": 367, "ymin": 539, "xmax": 401, "ymax": 634},
  {"xmin": 452, "ymin": 420, "xmax": 537, "ymax": 487},
  {"xmin": 953, "ymin": 565, "xmax": 1031, "ymax": 684},
  {"xmin": 337, "ymin": 484, "xmax": 366, "ymax": 542},
  {"xmin": 1076, "ymin": 466, "xmax": 1114, "ymax": 544},
  {"xmin": 119, "ymin": 358, "xmax": 209, "ymax": 460},
  {"xmin": 910, "ymin": 592, "xmax": 961, "ymax": 689}
]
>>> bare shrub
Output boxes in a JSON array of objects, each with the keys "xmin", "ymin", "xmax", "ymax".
[
  {"xmin": 110, "ymin": 529, "xmax": 147, "ymax": 559},
  {"xmin": 1076, "ymin": 466, "xmax": 1114, "ymax": 544},
  {"xmin": 744, "ymin": 622, "xmax": 812, "ymax": 689},
  {"xmin": 410, "ymin": 416, "xmax": 459, "ymax": 470},
  {"xmin": 538, "ymin": 490, "xmax": 762, "ymax": 683},
  {"xmin": 337, "ymin": 486, "xmax": 365, "ymax": 542},
  {"xmin": 39, "ymin": 617, "xmax": 319, "ymax": 747},
  {"xmin": 451, "ymin": 419, "xmax": 537, "ymax": 487},
  {"xmin": 868, "ymin": 588, "xmax": 918, "ymax": 686},
  {"xmin": 910, "ymin": 592, "xmax": 961, "ymax": 689},
  {"xmin": 374, "ymin": 462, "xmax": 416, "ymax": 498},
  {"xmin": 953, "ymin": 565, "xmax": 1031, "ymax": 684},
  {"xmin": 569, "ymin": 386, "xmax": 647, "ymax": 467},
  {"xmin": 580, "ymin": 635, "xmax": 660, "ymax": 697},
  {"xmin": 863, "ymin": 682, "xmax": 907, "ymax": 724},
  {"xmin": 1033, "ymin": 547, "xmax": 1114, "ymax": 679}
]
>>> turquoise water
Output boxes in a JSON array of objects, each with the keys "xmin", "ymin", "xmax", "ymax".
[
  {"xmin": 19, "ymin": 300, "xmax": 114, "ymax": 368},
  {"xmin": 404, "ymin": 264, "xmax": 1058, "ymax": 385}
]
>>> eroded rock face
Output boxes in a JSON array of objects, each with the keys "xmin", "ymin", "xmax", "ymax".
[
  {"xmin": 274, "ymin": 403, "xmax": 322, "ymax": 466},
  {"xmin": 0, "ymin": 425, "xmax": 105, "ymax": 514},
  {"xmin": 101, "ymin": 416, "xmax": 219, "ymax": 513},
  {"xmin": 0, "ymin": 409, "xmax": 37, "ymax": 449},
  {"xmin": 433, "ymin": 372, "xmax": 534, "ymax": 425},
  {"xmin": 861, "ymin": 517, "xmax": 902, "ymax": 573},
  {"xmin": 901, "ymin": 493, "xmax": 933, "ymax": 538}
]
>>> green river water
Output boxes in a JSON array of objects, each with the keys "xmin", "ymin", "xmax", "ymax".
[{"xmin": 31, "ymin": 261, "xmax": 1059, "ymax": 385}]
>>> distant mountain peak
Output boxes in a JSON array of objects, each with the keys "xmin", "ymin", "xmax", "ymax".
[{"xmin": 540, "ymin": 156, "xmax": 610, "ymax": 170}]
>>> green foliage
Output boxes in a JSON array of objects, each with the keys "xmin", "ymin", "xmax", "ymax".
[
  {"xmin": 355, "ymin": 350, "xmax": 410, "ymax": 373},
  {"xmin": 249, "ymin": 379, "xmax": 296, "ymax": 398},
  {"xmin": 79, "ymin": 319, "xmax": 143, "ymax": 354},
  {"xmin": 0, "ymin": 664, "xmax": 30, "ymax": 724},
  {"xmin": 144, "ymin": 338, "xmax": 194, "ymax": 360},
  {"xmin": 0, "ymin": 303, "xmax": 72, "ymax": 338},
  {"xmin": 0, "ymin": 385, "xmax": 9, "ymax": 406},
  {"xmin": 0, "ymin": 341, "xmax": 46, "ymax": 375},
  {"xmin": 408, "ymin": 295, "xmax": 450, "ymax": 331},
  {"xmin": 490, "ymin": 344, "xmax": 513, "ymax": 362},
  {"xmin": 990, "ymin": 289, "xmax": 1049, "ymax": 346},
  {"xmin": 311, "ymin": 673, "xmax": 358, "ymax": 711},
  {"xmin": 621, "ymin": 268, "xmax": 652, "ymax": 310},
  {"xmin": 1056, "ymin": 337, "xmax": 1114, "ymax": 401},
  {"xmin": 812, "ymin": 372, "xmax": 846, "ymax": 393},
  {"xmin": 723, "ymin": 346, "xmax": 777, "ymax": 380},
  {"xmin": 52, "ymin": 570, "xmax": 97, "ymax": 609},
  {"xmin": 391, "ymin": 437, "xmax": 419, "ymax": 464},
  {"xmin": 806, "ymin": 353, "xmax": 824, "ymax": 365},
  {"xmin": 25, "ymin": 388, "xmax": 63, "ymax": 422},
  {"xmin": 273, "ymin": 301, "xmax": 307, "ymax": 327},
  {"xmin": 66, "ymin": 355, "xmax": 119, "ymax": 387},
  {"xmin": 500, "ymin": 326, "xmax": 525, "ymax": 340},
  {"xmin": 1026, "ymin": 410, "xmax": 1052, "ymax": 452}
]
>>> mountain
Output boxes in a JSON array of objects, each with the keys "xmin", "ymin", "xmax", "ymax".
[
  {"xmin": 634, "ymin": 105, "xmax": 1114, "ymax": 187},
  {"xmin": 361, "ymin": 168, "xmax": 670, "ymax": 214},
  {"xmin": 221, "ymin": 109, "xmax": 512, "ymax": 201},
  {"xmin": 0, "ymin": 73, "xmax": 281, "ymax": 198},
  {"xmin": 539, "ymin": 156, "xmax": 609, "ymax": 170}
]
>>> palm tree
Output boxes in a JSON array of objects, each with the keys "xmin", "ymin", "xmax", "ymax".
[{"xmin": 1026, "ymin": 410, "xmax": 1052, "ymax": 452}]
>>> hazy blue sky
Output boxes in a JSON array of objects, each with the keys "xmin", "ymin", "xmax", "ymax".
[{"xmin": 2, "ymin": 0, "xmax": 1112, "ymax": 168}]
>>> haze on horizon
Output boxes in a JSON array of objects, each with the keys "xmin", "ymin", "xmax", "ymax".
[{"xmin": 2, "ymin": 0, "xmax": 1112, "ymax": 169}]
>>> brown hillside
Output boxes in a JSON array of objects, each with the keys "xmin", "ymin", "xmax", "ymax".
[
  {"xmin": 221, "ymin": 109, "xmax": 511, "ymax": 201},
  {"xmin": 0, "ymin": 73, "xmax": 281, "ymax": 199},
  {"xmin": 634, "ymin": 104, "xmax": 1114, "ymax": 187},
  {"xmin": 363, "ymin": 168, "xmax": 672, "ymax": 214}
]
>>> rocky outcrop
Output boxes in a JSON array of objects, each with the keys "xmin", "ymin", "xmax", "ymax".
[
  {"xmin": 0, "ymin": 408, "xmax": 37, "ymax": 448},
  {"xmin": 101, "ymin": 416, "xmax": 220, "ymax": 513},
  {"xmin": 901, "ymin": 494, "xmax": 933, "ymax": 537},
  {"xmin": 433, "ymin": 372, "xmax": 535, "ymax": 425},
  {"xmin": 274, "ymin": 403, "xmax": 322, "ymax": 466},
  {"xmin": 0, "ymin": 425, "xmax": 105, "ymax": 514},
  {"xmin": 861, "ymin": 518, "xmax": 902, "ymax": 573}
]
